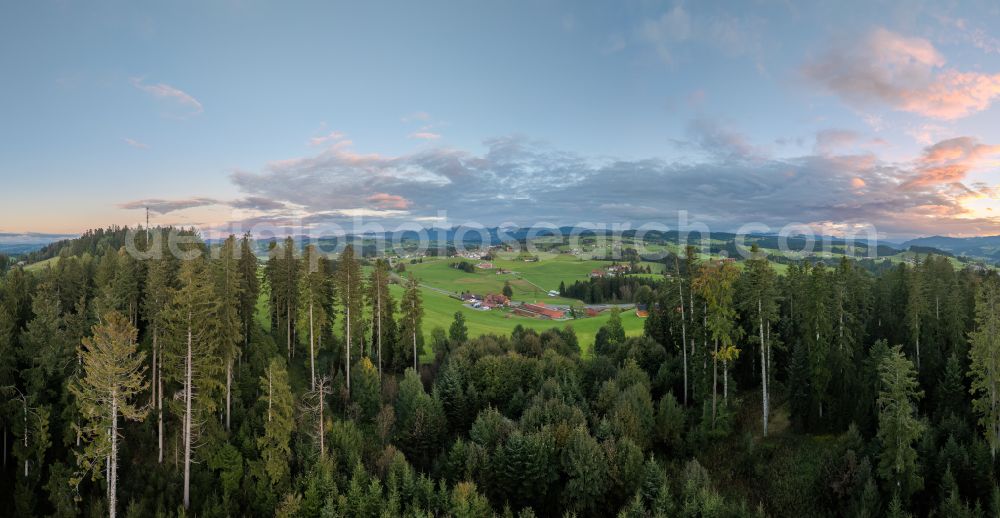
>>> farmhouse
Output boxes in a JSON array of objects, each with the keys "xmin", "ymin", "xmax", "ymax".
[
  {"xmin": 635, "ymin": 303, "xmax": 649, "ymax": 318},
  {"xmin": 459, "ymin": 292, "xmax": 480, "ymax": 302},
  {"xmin": 484, "ymin": 293, "xmax": 510, "ymax": 307}
]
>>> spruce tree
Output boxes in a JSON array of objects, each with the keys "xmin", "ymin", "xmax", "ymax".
[
  {"xmin": 969, "ymin": 274, "xmax": 1000, "ymax": 458},
  {"xmin": 142, "ymin": 238, "xmax": 175, "ymax": 463},
  {"xmin": 237, "ymin": 233, "xmax": 260, "ymax": 348},
  {"xmin": 400, "ymin": 274, "xmax": 424, "ymax": 371},
  {"xmin": 367, "ymin": 259, "xmax": 392, "ymax": 379},
  {"xmin": 70, "ymin": 312, "xmax": 148, "ymax": 518},
  {"xmin": 165, "ymin": 256, "xmax": 223, "ymax": 509},
  {"xmin": 298, "ymin": 244, "xmax": 329, "ymax": 390},
  {"xmin": 259, "ymin": 356, "xmax": 294, "ymax": 488},
  {"xmin": 737, "ymin": 244, "xmax": 778, "ymax": 435},
  {"xmin": 693, "ymin": 260, "xmax": 742, "ymax": 427},
  {"xmin": 336, "ymin": 244, "xmax": 363, "ymax": 390},
  {"xmin": 876, "ymin": 345, "xmax": 924, "ymax": 501},
  {"xmin": 215, "ymin": 236, "xmax": 244, "ymax": 431}
]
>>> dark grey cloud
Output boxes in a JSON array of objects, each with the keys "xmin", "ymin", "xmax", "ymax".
[
  {"xmin": 119, "ymin": 197, "xmax": 219, "ymax": 215},
  {"xmin": 230, "ymin": 196, "xmax": 288, "ymax": 211},
  {"xmin": 222, "ymin": 127, "xmax": 1000, "ymax": 237}
]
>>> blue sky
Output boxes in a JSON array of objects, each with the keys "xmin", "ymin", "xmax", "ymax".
[{"xmin": 2, "ymin": 0, "xmax": 1000, "ymax": 238}]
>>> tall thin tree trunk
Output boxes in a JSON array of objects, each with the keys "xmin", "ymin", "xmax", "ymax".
[
  {"xmin": 309, "ymin": 300, "xmax": 315, "ymax": 390},
  {"xmin": 109, "ymin": 388, "xmax": 118, "ymax": 518},
  {"xmin": 377, "ymin": 282, "xmax": 383, "ymax": 380},
  {"xmin": 286, "ymin": 304, "xmax": 292, "ymax": 359},
  {"xmin": 151, "ymin": 327, "xmax": 157, "ymax": 409},
  {"xmin": 267, "ymin": 366, "xmax": 273, "ymax": 423},
  {"xmin": 723, "ymin": 359, "xmax": 728, "ymax": 403},
  {"xmin": 412, "ymin": 297, "xmax": 418, "ymax": 371},
  {"xmin": 225, "ymin": 360, "xmax": 232, "ymax": 431},
  {"xmin": 157, "ymin": 359, "xmax": 163, "ymax": 464},
  {"xmin": 23, "ymin": 397, "xmax": 28, "ymax": 478},
  {"xmin": 318, "ymin": 385, "xmax": 325, "ymax": 459},
  {"xmin": 183, "ymin": 316, "xmax": 193, "ymax": 509},
  {"xmin": 346, "ymin": 299, "xmax": 351, "ymax": 392},
  {"xmin": 759, "ymin": 299, "xmax": 768, "ymax": 437},
  {"xmin": 712, "ymin": 337, "xmax": 718, "ymax": 428},
  {"xmin": 679, "ymin": 280, "xmax": 688, "ymax": 406}
]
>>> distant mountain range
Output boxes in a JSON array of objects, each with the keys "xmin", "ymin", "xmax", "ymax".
[
  {"xmin": 901, "ymin": 235, "xmax": 1000, "ymax": 263},
  {"xmin": 0, "ymin": 232, "xmax": 77, "ymax": 255},
  {"xmin": 8, "ymin": 227, "xmax": 1000, "ymax": 265}
]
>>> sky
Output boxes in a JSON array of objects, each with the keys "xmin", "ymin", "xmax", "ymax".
[{"xmin": 2, "ymin": 0, "xmax": 1000, "ymax": 239}]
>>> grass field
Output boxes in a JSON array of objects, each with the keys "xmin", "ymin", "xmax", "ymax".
[
  {"xmin": 24, "ymin": 256, "xmax": 59, "ymax": 272},
  {"xmin": 388, "ymin": 283, "xmax": 646, "ymax": 357},
  {"xmin": 401, "ymin": 254, "xmax": 665, "ymax": 305}
]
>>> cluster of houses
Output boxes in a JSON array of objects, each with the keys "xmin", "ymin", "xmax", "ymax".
[
  {"xmin": 454, "ymin": 249, "xmax": 490, "ymax": 260},
  {"xmin": 459, "ymin": 292, "xmax": 510, "ymax": 310},
  {"xmin": 589, "ymin": 263, "xmax": 633, "ymax": 278}
]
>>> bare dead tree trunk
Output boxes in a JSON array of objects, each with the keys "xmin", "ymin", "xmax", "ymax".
[
  {"xmin": 22, "ymin": 397, "xmax": 28, "ymax": 478},
  {"xmin": 712, "ymin": 337, "xmax": 718, "ymax": 428},
  {"xmin": 345, "ymin": 296, "xmax": 351, "ymax": 393},
  {"xmin": 158, "ymin": 359, "xmax": 163, "ymax": 464},
  {"xmin": 760, "ymin": 299, "xmax": 769, "ymax": 437},
  {"xmin": 109, "ymin": 388, "xmax": 118, "ymax": 518}
]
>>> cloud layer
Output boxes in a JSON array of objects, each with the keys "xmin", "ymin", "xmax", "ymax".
[
  {"xmin": 186, "ymin": 126, "xmax": 1000, "ymax": 238},
  {"xmin": 805, "ymin": 27, "xmax": 1000, "ymax": 119}
]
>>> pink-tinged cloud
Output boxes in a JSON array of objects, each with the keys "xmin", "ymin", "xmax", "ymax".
[
  {"xmin": 804, "ymin": 27, "xmax": 1000, "ymax": 119},
  {"xmin": 309, "ymin": 131, "xmax": 346, "ymax": 147},
  {"xmin": 409, "ymin": 131, "xmax": 442, "ymax": 140},
  {"xmin": 902, "ymin": 136, "xmax": 1000, "ymax": 189},
  {"xmin": 367, "ymin": 193, "xmax": 412, "ymax": 209},
  {"xmin": 130, "ymin": 77, "xmax": 203, "ymax": 115},
  {"xmin": 851, "ymin": 177, "xmax": 866, "ymax": 188},
  {"xmin": 898, "ymin": 71, "xmax": 1000, "ymax": 119}
]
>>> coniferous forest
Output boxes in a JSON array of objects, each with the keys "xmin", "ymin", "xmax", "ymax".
[{"xmin": 3, "ymin": 228, "xmax": 1000, "ymax": 518}]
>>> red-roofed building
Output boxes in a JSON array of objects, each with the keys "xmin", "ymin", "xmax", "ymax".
[
  {"xmin": 484, "ymin": 293, "xmax": 510, "ymax": 307},
  {"xmin": 520, "ymin": 303, "xmax": 565, "ymax": 319}
]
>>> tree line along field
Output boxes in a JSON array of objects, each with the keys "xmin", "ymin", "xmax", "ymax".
[
  {"xmin": 387, "ymin": 283, "xmax": 647, "ymax": 358},
  {"xmin": 399, "ymin": 254, "xmax": 665, "ymax": 303},
  {"xmin": 255, "ymin": 255, "xmax": 651, "ymax": 359}
]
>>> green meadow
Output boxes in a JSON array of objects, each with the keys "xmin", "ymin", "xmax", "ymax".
[
  {"xmin": 400, "ymin": 254, "xmax": 665, "ymax": 306},
  {"xmin": 388, "ymin": 283, "xmax": 646, "ymax": 357}
]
